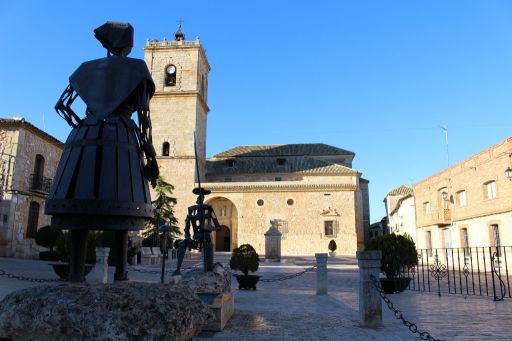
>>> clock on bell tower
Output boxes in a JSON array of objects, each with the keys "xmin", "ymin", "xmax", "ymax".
[{"xmin": 144, "ymin": 25, "xmax": 210, "ymax": 222}]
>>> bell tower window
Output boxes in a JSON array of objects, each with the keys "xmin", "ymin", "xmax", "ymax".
[
  {"xmin": 162, "ymin": 142, "xmax": 170, "ymax": 156},
  {"xmin": 165, "ymin": 65, "xmax": 176, "ymax": 86}
]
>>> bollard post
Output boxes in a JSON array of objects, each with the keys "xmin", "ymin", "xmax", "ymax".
[
  {"xmin": 93, "ymin": 247, "xmax": 110, "ymax": 284},
  {"xmin": 357, "ymin": 250, "xmax": 382, "ymax": 328},
  {"xmin": 315, "ymin": 253, "xmax": 328, "ymax": 295}
]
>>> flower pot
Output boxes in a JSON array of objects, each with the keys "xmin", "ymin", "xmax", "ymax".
[
  {"xmin": 329, "ymin": 251, "xmax": 336, "ymax": 257},
  {"xmin": 235, "ymin": 274, "xmax": 260, "ymax": 290},
  {"xmin": 379, "ymin": 277, "xmax": 411, "ymax": 294},
  {"xmin": 50, "ymin": 263, "xmax": 94, "ymax": 280}
]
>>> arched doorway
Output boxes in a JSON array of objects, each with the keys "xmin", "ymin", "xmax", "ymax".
[
  {"xmin": 205, "ymin": 196, "xmax": 237, "ymax": 252},
  {"xmin": 216, "ymin": 225, "xmax": 231, "ymax": 252}
]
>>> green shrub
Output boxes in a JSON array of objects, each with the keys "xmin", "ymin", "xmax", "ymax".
[
  {"xmin": 367, "ymin": 233, "xmax": 418, "ymax": 279},
  {"xmin": 35, "ymin": 225, "xmax": 61, "ymax": 251},
  {"xmin": 328, "ymin": 240, "xmax": 337, "ymax": 252},
  {"xmin": 230, "ymin": 244, "xmax": 259, "ymax": 276},
  {"xmin": 55, "ymin": 231, "xmax": 101, "ymax": 264}
]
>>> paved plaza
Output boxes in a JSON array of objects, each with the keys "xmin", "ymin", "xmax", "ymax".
[{"xmin": 1, "ymin": 254, "xmax": 512, "ymax": 340}]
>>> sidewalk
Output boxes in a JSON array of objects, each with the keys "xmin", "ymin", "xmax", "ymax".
[{"xmin": 1, "ymin": 255, "xmax": 512, "ymax": 340}]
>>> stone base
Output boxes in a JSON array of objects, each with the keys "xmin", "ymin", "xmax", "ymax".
[{"xmin": 201, "ymin": 292, "xmax": 235, "ymax": 332}]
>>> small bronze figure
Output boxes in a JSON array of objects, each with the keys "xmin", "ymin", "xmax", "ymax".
[
  {"xmin": 173, "ymin": 188, "xmax": 221, "ymax": 276},
  {"xmin": 45, "ymin": 22, "xmax": 158, "ymax": 282}
]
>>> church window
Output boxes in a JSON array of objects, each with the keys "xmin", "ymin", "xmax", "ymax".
[
  {"xmin": 26, "ymin": 201, "xmax": 40, "ymax": 238},
  {"xmin": 287, "ymin": 198, "xmax": 294, "ymax": 206},
  {"xmin": 277, "ymin": 158, "xmax": 287, "ymax": 166},
  {"xmin": 220, "ymin": 206, "xmax": 227, "ymax": 217},
  {"xmin": 324, "ymin": 220, "xmax": 338, "ymax": 237},
  {"xmin": 226, "ymin": 159, "xmax": 236, "ymax": 167},
  {"xmin": 257, "ymin": 199, "xmax": 264, "ymax": 207},
  {"xmin": 165, "ymin": 64, "xmax": 177, "ymax": 86},
  {"xmin": 162, "ymin": 142, "xmax": 170, "ymax": 156}
]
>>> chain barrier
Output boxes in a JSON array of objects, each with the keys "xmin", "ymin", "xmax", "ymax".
[
  {"xmin": 0, "ymin": 269, "xmax": 64, "ymax": 283},
  {"xmin": 223, "ymin": 264, "xmax": 317, "ymax": 282},
  {"xmin": 369, "ymin": 274, "xmax": 440, "ymax": 341},
  {"xmin": 128, "ymin": 263, "xmax": 201, "ymax": 275}
]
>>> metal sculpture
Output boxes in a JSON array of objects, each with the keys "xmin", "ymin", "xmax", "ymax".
[
  {"xmin": 173, "ymin": 134, "xmax": 220, "ymax": 275},
  {"xmin": 172, "ymin": 187, "xmax": 221, "ymax": 276},
  {"xmin": 45, "ymin": 22, "xmax": 158, "ymax": 282}
]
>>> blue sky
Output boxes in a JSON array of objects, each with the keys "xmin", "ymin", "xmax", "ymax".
[{"xmin": 1, "ymin": 1, "xmax": 512, "ymax": 223}]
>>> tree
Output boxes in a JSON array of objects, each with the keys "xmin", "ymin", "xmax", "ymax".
[{"xmin": 142, "ymin": 176, "xmax": 181, "ymax": 246}]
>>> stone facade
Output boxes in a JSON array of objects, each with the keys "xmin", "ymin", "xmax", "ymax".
[
  {"xmin": 413, "ymin": 137, "xmax": 512, "ymax": 250},
  {"xmin": 0, "ymin": 118, "xmax": 63, "ymax": 257},
  {"xmin": 145, "ymin": 29, "xmax": 370, "ymax": 256}
]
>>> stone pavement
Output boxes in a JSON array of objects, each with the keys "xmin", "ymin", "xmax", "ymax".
[{"xmin": 1, "ymin": 255, "xmax": 512, "ymax": 340}]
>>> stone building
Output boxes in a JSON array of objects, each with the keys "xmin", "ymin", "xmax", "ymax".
[
  {"xmin": 145, "ymin": 28, "xmax": 370, "ymax": 256},
  {"xmin": 413, "ymin": 137, "xmax": 512, "ymax": 252},
  {"xmin": 383, "ymin": 185, "xmax": 416, "ymax": 242},
  {"xmin": 0, "ymin": 118, "xmax": 63, "ymax": 257}
]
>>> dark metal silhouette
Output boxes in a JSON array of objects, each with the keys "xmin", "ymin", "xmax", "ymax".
[
  {"xmin": 172, "ymin": 187, "xmax": 221, "ymax": 276},
  {"xmin": 45, "ymin": 22, "xmax": 158, "ymax": 282}
]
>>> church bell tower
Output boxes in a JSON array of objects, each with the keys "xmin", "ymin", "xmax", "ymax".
[{"xmin": 144, "ymin": 26, "xmax": 210, "ymax": 222}]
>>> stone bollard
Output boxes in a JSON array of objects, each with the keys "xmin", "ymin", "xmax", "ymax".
[
  {"xmin": 357, "ymin": 250, "xmax": 382, "ymax": 328},
  {"xmin": 315, "ymin": 253, "xmax": 328, "ymax": 295},
  {"xmin": 264, "ymin": 220, "xmax": 282, "ymax": 262},
  {"xmin": 93, "ymin": 247, "xmax": 110, "ymax": 284}
]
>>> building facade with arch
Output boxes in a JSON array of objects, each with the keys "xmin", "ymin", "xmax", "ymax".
[
  {"xmin": 145, "ymin": 29, "xmax": 370, "ymax": 256},
  {"xmin": 0, "ymin": 118, "xmax": 63, "ymax": 257}
]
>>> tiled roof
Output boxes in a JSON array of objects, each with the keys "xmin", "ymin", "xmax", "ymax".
[
  {"xmin": 386, "ymin": 185, "xmax": 413, "ymax": 197},
  {"xmin": 0, "ymin": 118, "xmax": 64, "ymax": 147},
  {"xmin": 206, "ymin": 155, "xmax": 357, "ymax": 176},
  {"xmin": 213, "ymin": 143, "xmax": 355, "ymax": 158}
]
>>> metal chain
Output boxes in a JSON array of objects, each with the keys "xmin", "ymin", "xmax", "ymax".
[
  {"xmin": 369, "ymin": 274, "xmax": 440, "ymax": 341},
  {"xmin": 0, "ymin": 269, "xmax": 64, "ymax": 283},
  {"xmin": 128, "ymin": 263, "xmax": 201, "ymax": 275},
  {"xmin": 223, "ymin": 264, "xmax": 317, "ymax": 282}
]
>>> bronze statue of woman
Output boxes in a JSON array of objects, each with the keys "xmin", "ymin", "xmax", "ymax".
[{"xmin": 45, "ymin": 22, "xmax": 159, "ymax": 282}]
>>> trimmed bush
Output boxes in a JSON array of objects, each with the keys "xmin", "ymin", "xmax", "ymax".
[
  {"xmin": 367, "ymin": 233, "xmax": 418, "ymax": 279},
  {"xmin": 35, "ymin": 225, "xmax": 61, "ymax": 252},
  {"xmin": 328, "ymin": 240, "xmax": 337, "ymax": 252},
  {"xmin": 230, "ymin": 244, "xmax": 259, "ymax": 276},
  {"xmin": 55, "ymin": 231, "xmax": 101, "ymax": 264}
]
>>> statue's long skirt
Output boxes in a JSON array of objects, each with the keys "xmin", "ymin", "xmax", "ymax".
[{"xmin": 45, "ymin": 116, "xmax": 152, "ymax": 230}]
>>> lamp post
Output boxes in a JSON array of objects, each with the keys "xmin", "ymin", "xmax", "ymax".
[
  {"xmin": 155, "ymin": 208, "xmax": 162, "ymax": 247},
  {"xmin": 159, "ymin": 224, "xmax": 171, "ymax": 284}
]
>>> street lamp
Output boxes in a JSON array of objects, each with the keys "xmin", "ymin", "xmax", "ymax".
[
  {"xmin": 159, "ymin": 223, "xmax": 171, "ymax": 284},
  {"xmin": 505, "ymin": 167, "xmax": 512, "ymax": 181},
  {"xmin": 155, "ymin": 208, "xmax": 162, "ymax": 247}
]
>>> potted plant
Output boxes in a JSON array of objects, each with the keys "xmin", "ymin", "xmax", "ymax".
[
  {"xmin": 328, "ymin": 240, "xmax": 337, "ymax": 257},
  {"xmin": 35, "ymin": 225, "xmax": 62, "ymax": 261},
  {"xmin": 367, "ymin": 233, "xmax": 418, "ymax": 294},
  {"xmin": 51, "ymin": 231, "xmax": 100, "ymax": 279},
  {"xmin": 230, "ymin": 244, "xmax": 260, "ymax": 290}
]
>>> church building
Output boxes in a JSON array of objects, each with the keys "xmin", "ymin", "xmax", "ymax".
[{"xmin": 145, "ymin": 27, "xmax": 370, "ymax": 256}]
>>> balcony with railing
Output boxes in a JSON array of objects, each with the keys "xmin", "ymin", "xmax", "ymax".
[
  {"xmin": 30, "ymin": 174, "xmax": 52, "ymax": 194},
  {"xmin": 433, "ymin": 208, "xmax": 451, "ymax": 226}
]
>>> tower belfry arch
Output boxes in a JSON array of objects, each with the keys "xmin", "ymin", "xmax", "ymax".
[{"xmin": 144, "ymin": 26, "xmax": 211, "ymax": 222}]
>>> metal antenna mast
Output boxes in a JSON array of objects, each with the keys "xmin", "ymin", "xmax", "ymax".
[{"xmin": 440, "ymin": 125, "xmax": 449, "ymax": 167}]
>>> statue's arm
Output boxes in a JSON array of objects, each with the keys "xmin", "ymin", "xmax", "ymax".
[
  {"xmin": 136, "ymin": 80, "xmax": 159, "ymax": 187},
  {"xmin": 55, "ymin": 85, "xmax": 82, "ymax": 128},
  {"xmin": 184, "ymin": 213, "xmax": 192, "ymax": 239},
  {"xmin": 210, "ymin": 208, "xmax": 221, "ymax": 232}
]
